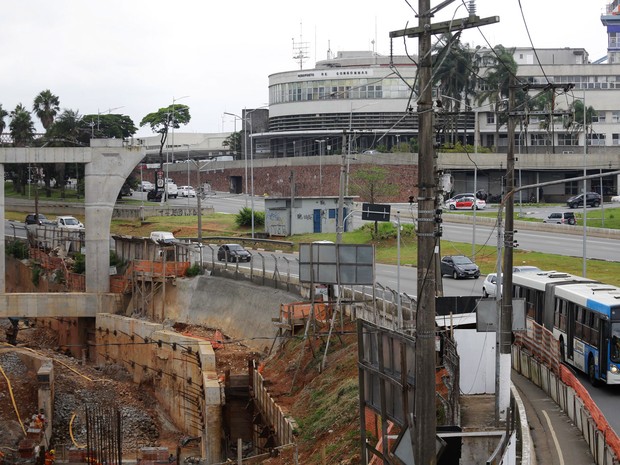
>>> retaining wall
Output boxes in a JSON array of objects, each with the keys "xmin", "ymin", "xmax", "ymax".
[
  {"xmin": 94, "ymin": 313, "xmax": 222, "ymax": 464},
  {"xmin": 512, "ymin": 344, "xmax": 620, "ymax": 465}
]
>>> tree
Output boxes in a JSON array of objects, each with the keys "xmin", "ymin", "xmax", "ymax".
[
  {"xmin": 9, "ymin": 103, "xmax": 35, "ymax": 147},
  {"xmin": 140, "ymin": 104, "xmax": 191, "ymax": 166},
  {"xmin": 476, "ymin": 45, "xmax": 518, "ymax": 152},
  {"xmin": 33, "ymin": 89, "xmax": 60, "ymax": 132},
  {"xmin": 565, "ymin": 99, "xmax": 596, "ymax": 152},
  {"xmin": 222, "ymin": 131, "xmax": 242, "ymax": 156},
  {"xmin": 82, "ymin": 113, "xmax": 137, "ymax": 139},
  {"xmin": 46, "ymin": 109, "xmax": 90, "ymax": 198},
  {"xmin": 349, "ymin": 166, "xmax": 399, "ymax": 234}
]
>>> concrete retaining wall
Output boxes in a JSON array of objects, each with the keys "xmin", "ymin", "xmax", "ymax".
[
  {"xmin": 95, "ymin": 313, "xmax": 222, "ymax": 463},
  {"xmin": 168, "ymin": 275, "xmax": 300, "ymax": 352},
  {"xmin": 512, "ymin": 345, "xmax": 620, "ymax": 465}
]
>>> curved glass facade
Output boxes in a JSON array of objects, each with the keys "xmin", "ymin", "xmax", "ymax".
[{"xmin": 269, "ymin": 77, "xmax": 415, "ymax": 104}]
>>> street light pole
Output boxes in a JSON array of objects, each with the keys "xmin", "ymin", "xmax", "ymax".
[{"xmin": 223, "ymin": 112, "xmax": 248, "ymax": 206}]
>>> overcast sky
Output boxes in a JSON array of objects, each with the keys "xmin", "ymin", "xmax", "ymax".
[{"xmin": 0, "ymin": 0, "xmax": 610, "ymax": 137}]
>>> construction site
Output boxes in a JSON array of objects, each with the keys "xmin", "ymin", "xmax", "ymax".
[{"xmin": 0, "ymin": 224, "xmax": 388, "ymax": 465}]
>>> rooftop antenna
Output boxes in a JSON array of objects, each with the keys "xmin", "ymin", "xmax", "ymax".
[
  {"xmin": 327, "ymin": 40, "xmax": 333, "ymax": 60},
  {"xmin": 292, "ymin": 21, "xmax": 309, "ymax": 70}
]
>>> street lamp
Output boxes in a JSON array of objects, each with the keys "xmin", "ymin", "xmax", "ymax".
[
  {"xmin": 183, "ymin": 144, "xmax": 192, "ymax": 206},
  {"xmin": 223, "ymin": 112, "xmax": 248, "ymax": 206}
]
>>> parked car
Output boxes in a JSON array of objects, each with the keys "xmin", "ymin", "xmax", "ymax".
[
  {"xmin": 150, "ymin": 231, "xmax": 175, "ymax": 245},
  {"xmin": 566, "ymin": 192, "xmax": 601, "ymax": 208},
  {"xmin": 362, "ymin": 149, "xmax": 379, "ymax": 154},
  {"xmin": 140, "ymin": 181, "xmax": 154, "ymax": 192},
  {"xmin": 24, "ymin": 213, "xmax": 53, "ymax": 225},
  {"xmin": 543, "ymin": 212, "xmax": 576, "ymax": 225},
  {"xmin": 166, "ymin": 182, "xmax": 178, "ymax": 199},
  {"xmin": 217, "ymin": 244, "xmax": 252, "ymax": 262},
  {"xmin": 445, "ymin": 195, "xmax": 486, "ymax": 210},
  {"xmin": 440, "ymin": 255, "xmax": 480, "ymax": 279},
  {"xmin": 178, "ymin": 185, "xmax": 196, "ymax": 197},
  {"xmin": 611, "ymin": 194, "xmax": 620, "ymax": 203},
  {"xmin": 482, "ymin": 273, "xmax": 501, "ymax": 298}
]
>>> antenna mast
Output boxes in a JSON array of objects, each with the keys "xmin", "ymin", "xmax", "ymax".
[{"xmin": 292, "ymin": 21, "xmax": 309, "ymax": 70}]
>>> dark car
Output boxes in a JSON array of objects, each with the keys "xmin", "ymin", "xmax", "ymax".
[
  {"xmin": 440, "ymin": 255, "xmax": 480, "ymax": 279},
  {"xmin": 567, "ymin": 192, "xmax": 601, "ymax": 209},
  {"xmin": 217, "ymin": 244, "xmax": 252, "ymax": 262},
  {"xmin": 543, "ymin": 212, "xmax": 576, "ymax": 225},
  {"xmin": 147, "ymin": 190, "xmax": 164, "ymax": 202},
  {"xmin": 24, "ymin": 213, "xmax": 52, "ymax": 225}
]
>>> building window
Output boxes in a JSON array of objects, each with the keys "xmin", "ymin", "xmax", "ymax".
[
  {"xmin": 486, "ymin": 113, "xmax": 495, "ymax": 125},
  {"xmin": 565, "ymin": 178, "xmax": 579, "ymax": 195},
  {"xmin": 558, "ymin": 133, "xmax": 578, "ymax": 145},
  {"xmin": 613, "ymin": 134, "xmax": 620, "ymax": 145},
  {"xmin": 613, "ymin": 112, "xmax": 620, "ymax": 123},
  {"xmin": 592, "ymin": 111, "xmax": 606, "ymax": 123},
  {"xmin": 587, "ymin": 133, "xmax": 606, "ymax": 146},
  {"xmin": 531, "ymin": 134, "xmax": 550, "ymax": 146}
]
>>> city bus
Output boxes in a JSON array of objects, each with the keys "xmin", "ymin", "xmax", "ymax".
[{"xmin": 512, "ymin": 271, "xmax": 620, "ymax": 385}]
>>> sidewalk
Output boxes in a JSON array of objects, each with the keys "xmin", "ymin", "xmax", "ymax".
[{"xmin": 512, "ymin": 371, "xmax": 595, "ymax": 465}]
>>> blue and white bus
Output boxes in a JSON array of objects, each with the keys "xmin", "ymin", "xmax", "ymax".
[{"xmin": 512, "ymin": 271, "xmax": 620, "ymax": 385}]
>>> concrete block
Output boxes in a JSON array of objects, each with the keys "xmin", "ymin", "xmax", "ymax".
[
  {"xmin": 549, "ymin": 372, "xmax": 558, "ymax": 402},
  {"xmin": 575, "ymin": 396, "xmax": 584, "ymax": 431},
  {"xmin": 566, "ymin": 387, "xmax": 575, "ymax": 421},
  {"xmin": 530, "ymin": 359, "xmax": 541, "ymax": 386},
  {"xmin": 540, "ymin": 365, "xmax": 549, "ymax": 392}
]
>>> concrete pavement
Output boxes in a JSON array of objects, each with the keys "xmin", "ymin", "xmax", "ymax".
[{"xmin": 512, "ymin": 371, "xmax": 595, "ymax": 465}]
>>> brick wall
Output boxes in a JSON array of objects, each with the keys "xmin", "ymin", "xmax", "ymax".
[{"xmin": 143, "ymin": 163, "xmax": 419, "ymax": 203}]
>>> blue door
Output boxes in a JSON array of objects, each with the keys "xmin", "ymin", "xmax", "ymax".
[{"xmin": 313, "ymin": 209, "xmax": 322, "ymax": 233}]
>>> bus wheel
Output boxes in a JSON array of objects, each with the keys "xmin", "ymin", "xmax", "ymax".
[{"xmin": 588, "ymin": 356, "xmax": 598, "ymax": 386}]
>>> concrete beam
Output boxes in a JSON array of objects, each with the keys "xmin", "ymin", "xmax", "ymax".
[{"xmin": 0, "ymin": 293, "xmax": 122, "ymax": 318}]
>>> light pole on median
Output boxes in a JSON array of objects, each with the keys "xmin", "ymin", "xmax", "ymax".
[
  {"xmin": 170, "ymin": 95, "xmax": 189, "ymax": 200},
  {"xmin": 223, "ymin": 112, "xmax": 248, "ymax": 206}
]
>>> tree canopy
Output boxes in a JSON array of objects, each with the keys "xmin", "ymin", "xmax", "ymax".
[
  {"xmin": 33, "ymin": 89, "xmax": 60, "ymax": 131},
  {"xmin": 9, "ymin": 103, "xmax": 35, "ymax": 147},
  {"xmin": 140, "ymin": 104, "xmax": 191, "ymax": 164}
]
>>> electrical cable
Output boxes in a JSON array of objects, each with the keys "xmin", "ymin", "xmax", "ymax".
[{"xmin": 0, "ymin": 361, "xmax": 27, "ymax": 435}]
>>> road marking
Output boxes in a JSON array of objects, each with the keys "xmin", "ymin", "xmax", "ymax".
[{"xmin": 542, "ymin": 409, "xmax": 564, "ymax": 465}]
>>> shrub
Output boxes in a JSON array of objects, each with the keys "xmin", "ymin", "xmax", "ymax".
[
  {"xmin": 185, "ymin": 263, "xmax": 202, "ymax": 277},
  {"xmin": 6, "ymin": 240, "xmax": 29, "ymax": 259},
  {"xmin": 235, "ymin": 207, "xmax": 265, "ymax": 228},
  {"xmin": 32, "ymin": 265, "xmax": 42, "ymax": 286},
  {"xmin": 73, "ymin": 252, "xmax": 86, "ymax": 274}
]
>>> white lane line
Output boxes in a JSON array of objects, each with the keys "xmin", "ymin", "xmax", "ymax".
[{"xmin": 542, "ymin": 409, "xmax": 565, "ymax": 465}]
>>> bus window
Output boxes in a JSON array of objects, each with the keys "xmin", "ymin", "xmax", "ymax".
[{"xmin": 611, "ymin": 323, "xmax": 620, "ymax": 363}]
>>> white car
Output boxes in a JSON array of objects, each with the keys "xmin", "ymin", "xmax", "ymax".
[
  {"xmin": 482, "ymin": 273, "xmax": 502, "ymax": 298},
  {"xmin": 178, "ymin": 185, "xmax": 196, "ymax": 197},
  {"xmin": 55, "ymin": 216, "xmax": 84, "ymax": 230},
  {"xmin": 612, "ymin": 194, "xmax": 620, "ymax": 203},
  {"xmin": 140, "ymin": 181, "xmax": 154, "ymax": 192},
  {"xmin": 445, "ymin": 196, "xmax": 486, "ymax": 210}
]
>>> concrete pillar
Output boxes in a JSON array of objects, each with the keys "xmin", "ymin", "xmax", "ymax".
[
  {"xmin": 0, "ymin": 163, "xmax": 4, "ymax": 293},
  {"xmin": 84, "ymin": 140, "xmax": 144, "ymax": 292}
]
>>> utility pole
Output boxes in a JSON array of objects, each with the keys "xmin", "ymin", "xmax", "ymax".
[
  {"xmin": 498, "ymin": 78, "xmax": 516, "ymax": 422},
  {"xmin": 337, "ymin": 131, "xmax": 347, "ymax": 244},
  {"xmin": 390, "ymin": 4, "xmax": 498, "ymax": 464}
]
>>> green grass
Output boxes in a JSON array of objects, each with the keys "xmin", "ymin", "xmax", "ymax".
[
  {"xmin": 452, "ymin": 206, "xmax": 620, "ymax": 229},
  {"xmin": 5, "ymin": 181, "xmax": 84, "ymax": 202}
]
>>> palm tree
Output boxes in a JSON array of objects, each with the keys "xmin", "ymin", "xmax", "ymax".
[
  {"xmin": 10, "ymin": 103, "xmax": 35, "ymax": 147},
  {"xmin": 432, "ymin": 34, "xmax": 479, "ymax": 145},
  {"xmin": 33, "ymin": 89, "xmax": 60, "ymax": 131},
  {"xmin": 47, "ymin": 109, "xmax": 89, "ymax": 198},
  {"xmin": 476, "ymin": 45, "xmax": 518, "ymax": 152},
  {"xmin": 565, "ymin": 99, "xmax": 596, "ymax": 153}
]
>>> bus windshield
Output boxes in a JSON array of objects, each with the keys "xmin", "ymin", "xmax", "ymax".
[{"xmin": 611, "ymin": 323, "xmax": 620, "ymax": 363}]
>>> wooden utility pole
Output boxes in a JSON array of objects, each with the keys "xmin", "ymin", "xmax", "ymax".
[{"xmin": 390, "ymin": 4, "xmax": 498, "ymax": 464}]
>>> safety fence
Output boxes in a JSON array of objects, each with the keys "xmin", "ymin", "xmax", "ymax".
[{"xmin": 513, "ymin": 320, "xmax": 620, "ymax": 465}]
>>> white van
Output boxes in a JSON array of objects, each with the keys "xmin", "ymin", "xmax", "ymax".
[
  {"xmin": 150, "ymin": 231, "xmax": 175, "ymax": 244},
  {"xmin": 165, "ymin": 182, "xmax": 178, "ymax": 198}
]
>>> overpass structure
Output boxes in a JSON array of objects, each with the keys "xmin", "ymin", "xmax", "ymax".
[{"xmin": 0, "ymin": 139, "xmax": 144, "ymax": 317}]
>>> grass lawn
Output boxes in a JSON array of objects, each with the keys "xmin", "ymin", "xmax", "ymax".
[{"xmin": 453, "ymin": 205, "xmax": 620, "ymax": 229}]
